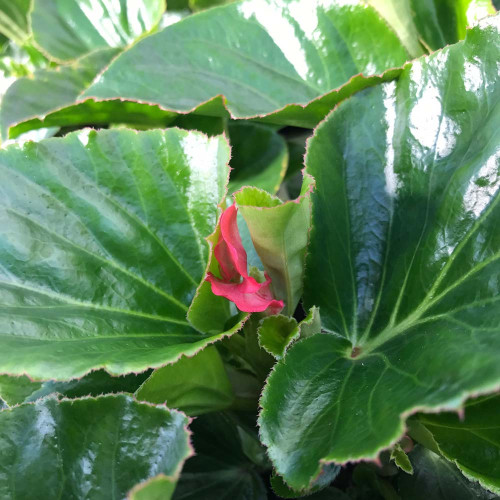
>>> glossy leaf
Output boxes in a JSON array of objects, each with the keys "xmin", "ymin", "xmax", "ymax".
[
  {"xmin": 418, "ymin": 394, "xmax": 500, "ymax": 494},
  {"xmin": 173, "ymin": 413, "xmax": 267, "ymax": 500},
  {"xmin": 228, "ymin": 122, "xmax": 288, "ymax": 195},
  {"xmin": 0, "ymin": 128, "xmax": 236, "ymax": 380},
  {"xmin": 0, "ymin": 394, "xmax": 192, "ymax": 499},
  {"xmin": 82, "ymin": 0, "xmax": 409, "ymax": 128},
  {"xmin": 260, "ymin": 18, "xmax": 500, "ymax": 489},
  {"xmin": 31, "ymin": 0, "xmax": 165, "ymax": 61},
  {"xmin": 135, "ymin": 346, "xmax": 234, "ymax": 416},
  {"xmin": 398, "ymin": 446, "xmax": 495, "ymax": 499},
  {"xmin": 235, "ymin": 173, "xmax": 314, "ymax": 315},
  {"xmin": 0, "ymin": 48, "xmax": 120, "ymax": 139}
]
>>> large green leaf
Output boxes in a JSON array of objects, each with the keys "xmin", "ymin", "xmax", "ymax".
[
  {"xmin": 235, "ymin": 173, "xmax": 315, "ymax": 315},
  {"xmin": 135, "ymin": 346, "xmax": 234, "ymax": 416},
  {"xmin": 398, "ymin": 446, "xmax": 495, "ymax": 499},
  {"xmin": 259, "ymin": 18, "xmax": 500, "ymax": 489},
  {"xmin": 0, "ymin": 127, "xmax": 240, "ymax": 380},
  {"xmin": 0, "ymin": 394, "xmax": 192, "ymax": 499},
  {"xmin": 417, "ymin": 394, "xmax": 500, "ymax": 494},
  {"xmin": 82, "ymin": 0, "xmax": 409, "ymax": 128},
  {"xmin": 173, "ymin": 413, "xmax": 267, "ymax": 499},
  {"xmin": 0, "ymin": 48, "xmax": 120, "ymax": 138},
  {"xmin": 31, "ymin": 0, "xmax": 165, "ymax": 61}
]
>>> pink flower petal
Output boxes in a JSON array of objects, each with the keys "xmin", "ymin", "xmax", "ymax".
[
  {"xmin": 206, "ymin": 273, "xmax": 284, "ymax": 314},
  {"xmin": 218, "ymin": 204, "xmax": 250, "ymax": 279}
]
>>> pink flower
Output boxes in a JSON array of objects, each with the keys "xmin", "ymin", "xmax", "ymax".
[{"xmin": 206, "ymin": 205, "xmax": 284, "ymax": 314}]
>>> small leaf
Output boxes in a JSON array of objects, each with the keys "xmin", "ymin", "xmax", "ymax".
[
  {"xmin": 31, "ymin": 0, "xmax": 165, "ymax": 61},
  {"xmin": 258, "ymin": 306, "xmax": 321, "ymax": 359},
  {"xmin": 235, "ymin": 173, "xmax": 315, "ymax": 315},
  {"xmin": 391, "ymin": 443, "xmax": 413, "ymax": 475},
  {"xmin": 0, "ymin": 395, "xmax": 192, "ymax": 499},
  {"xmin": 135, "ymin": 347, "xmax": 234, "ymax": 416},
  {"xmin": 258, "ymin": 315, "xmax": 299, "ymax": 359}
]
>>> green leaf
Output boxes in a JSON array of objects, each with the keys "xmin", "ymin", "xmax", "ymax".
[
  {"xmin": 258, "ymin": 306, "xmax": 320, "ymax": 359},
  {"xmin": 24, "ymin": 370, "xmax": 152, "ymax": 402},
  {"xmin": 135, "ymin": 346, "xmax": 234, "ymax": 416},
  {"xmin": 366, "ymin": 0, "xmax": 425, "ymax": 57},
  {"xmin": 82, "ymin": 0, "xmax": 409, "ymax": 128},
  {"xmin": 271, "ymin": 464, "xmax": 340, "ymax": 498},
  {"xmin": 235, "ymin": 173, "xmax": 315, "ymax": 315},
  {"xmin": 130, "ymin": 476, "xmax": 177, "ymax": 500},
  {"xmin": 0, "ymin": 374, "xmax": 42, "ymax": 406},
  {"xmin": 173, "ymin": 413, "xmax": 267, "ymax": 500},
  {"xmin": 228, "ymin": 122, "xmax": 288, "ymax": 195},
  {"xmin": 0, "ymin": 47, "xmax": 120, "ymax": 139},
  {"xmin": 0, "ymin": 127, "xmax": 236, "ymax": 380},
  {"xmin": 368, "ymin": 0, "xmax": 495, "ymax": 56},
  {"xmin": 410, "ymin": 0, "xmax": 481, "ymax": 51},
  {"xmin": 398, "ymin": 446, "xmax": 496, "ymax": 499},
  {"xmin": 0, "ymin": 0, "xmax": 31, "ymax": 45},
  {"xmin": 391, "ymin": 443, "xmax": 414, "ymax": 475},
  {"xmin": 260, "ymin": 18, "xmax": 500, "ymax": 489},
  {"xmin": 0, "ymin": 394, "xmax": 192, "ymax": 499},
  {"xmin": 31, "ymin": 0, "xmax": 165, "ymax": 61},
  {"xmin": 418, "ymin": 394, "xmax": 500, "ymax": 494}
]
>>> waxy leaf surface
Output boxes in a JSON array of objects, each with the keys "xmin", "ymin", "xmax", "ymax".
[
  {"xmin": 260, "ymin": 18, "xmax": 500, "ymax": 489},
  {"xmin": 0, "ymin": 394, "xmax": 191, "ymax": 499},
  {"xmin": 82, "ymin": 0, "xmax": 409, "ymax": 128},
  {"xmin": 0, "ymin": 128, "xmax": 235, "ymax": 380},
  {"xmin": 31, "ymin": 0, "xmax": 165, "ymax": 61}
]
